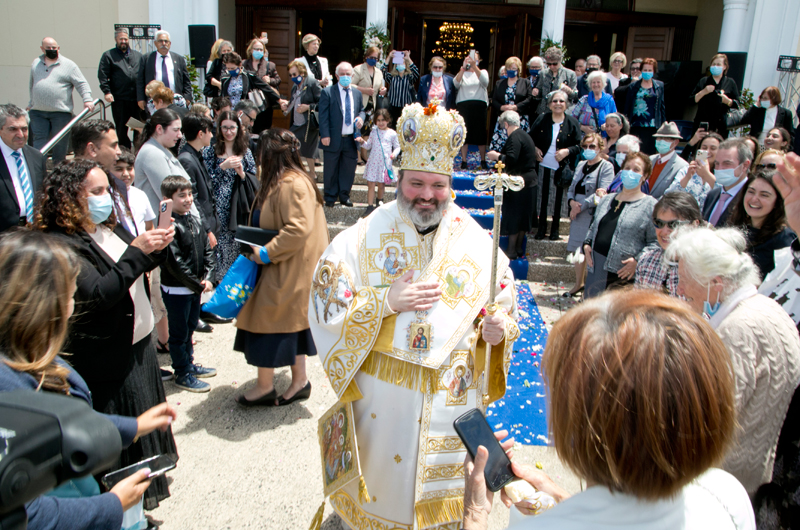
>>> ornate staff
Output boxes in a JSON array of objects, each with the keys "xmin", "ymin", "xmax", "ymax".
[{"xmin": 474, "ymin": 160, "xmax": 524, "ymax": 412}]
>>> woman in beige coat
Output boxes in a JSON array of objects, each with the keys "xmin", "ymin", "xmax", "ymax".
[
  {"xmin": 234, "ymin": 129, "xmax": 329, "ymax": 406},
  {"xmin": 352, "ymin": 46, "xmax": 387, "ymax": 165}
]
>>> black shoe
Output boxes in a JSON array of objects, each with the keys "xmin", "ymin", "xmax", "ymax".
[
  {"xmin": 324, "ymin": 201, "xmax": 335, "ymax": 208},
  {"xmin": 481, "ymin": 160, "xmax": 489, "ymax": 170},
  {"xmin": 460, "ymin": 160, "xmax": 468, "ymax": 170},
  {"xmin": 195, "ymin": 319, "xmax": 213, "ymax": 333},
  {"xmin": 549, "ymin": 233, "xmax": 560, "ymax": 241},
  {"xmin": 277, "ymin": 381, "xmax": 312, "ymax": 406},
  {"xmin": 340, "ymin": 199, "xmax": 354, "ymax": 207},
  {"xmin": 156, "ymin": 340, "xmax": 169, "ymax": 354},
  {"xmin": 361, "ymin": 205, "xmax": 376, "ymax": 218},
  {"xmin": 200, "ymin": 311, "xmax": 233, "ymax": 324},
  {"xmin": 534, "ymin": 232, "xmax": 546, "ymax": 240},
  {"xmin": 160, "ymin": 368, "xmax": 174, "ymax": 381},
  {"xmin": 562, "ymin": 286, "xmax": 584, "ymax": 298},
  {"xmin": 235, "ymin": 389, "xmax": 277, "ymax": 407}
]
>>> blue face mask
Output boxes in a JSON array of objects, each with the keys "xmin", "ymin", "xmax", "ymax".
[
  {"xmin": 529, "ymin": 68, "xmax": 540, "ymax": 77},
  {"xmin": 366, "ymin": 57, "xmax": 378, "ymax": 67},
  {"xmin": 641, "ymin": 71, "xmax": 654, "ymax": 81},
  {"xmin": 760, "ymin": 99, "xmax": 771, "ymax": 109},
  {"xmin": 396, "ymin": 65, "xmax": 406, "ymax": 73},
  {"xmin": 499, "ymin": 74, "xmax": 507, "ymax": 79},
  {"xmin": 228, "ymin": 69, "xmax": 239, "ymax": 77},
  {"xmin": 615, "ymin": 153, "xmax": 627, "ymax": 167},
  {"xmin": 619, "ymin": 170, "xmax": 643, "ymax": 190},
  {"xmin": 338, "ymin": 75, "xmax": 352, "ymax": 88},
  {"xmin": 710, "ymin": 65, "xmax": 724, "ymax": 76},
  {"xmin": 292, "ymin": 75, "xmax": 303, "ymax": 85},
  {"xmin": 583, "ymin": 149, "xmax": 597, "ymax": 161},
  {"xmin": 714, "ymin": 165, "xmax": 743, "ymax": 187},
  {"xmin": 252, "ymin": 51, "xmax": 264, "ymax": 60},
  {"xmin": 655, "ymin": 139, "xmax": 673, "ymax": 155},
  {"xmin": 87, "ymin": 193, "xmax": 114, "ymax": 224},
  {"xmin": 703, "ymin": 284, "xmax": 721, "ymax": 319},
  {"xmin": 506, "ymin": 69, "xmax": 518, "ymax": 78}
]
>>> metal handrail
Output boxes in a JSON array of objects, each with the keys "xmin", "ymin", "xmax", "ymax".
[{"xmin": 39, "ymin": 98, "xmax": 109, "ymax": 156}]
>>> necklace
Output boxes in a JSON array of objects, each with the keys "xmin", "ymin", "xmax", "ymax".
[{"xmin": 614, "ymin": 200, "xmax": 623, "ymax": 213}]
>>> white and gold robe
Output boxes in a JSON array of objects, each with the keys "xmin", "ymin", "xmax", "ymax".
[{"xmin": 309, "ymin": 200, "xmax": 519, "ymax": 530}]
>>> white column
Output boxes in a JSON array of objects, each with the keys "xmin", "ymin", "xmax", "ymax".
[
  {"xmin": 149, "ymin": 0, "xmax": 217, "ymax": 56},
  {"xmin": 541, "ymin": 0, "xmax": 567, "ymax": 44},
  {"xmin": 192, "ymin": 0, "xmax": 219, "ymax": 35},
  {"xmin": 743, "ymin": 0, "xmax": 800, "ymax": 95},
  {"xmin": 719, "ymin": 0, "xmax": 751, "ymax": 52},
  {"xmin": 366, "ymin": 0, "xmax": 389, "ymax": 31}
]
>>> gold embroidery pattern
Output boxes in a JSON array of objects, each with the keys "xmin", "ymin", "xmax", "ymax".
[
  {"xmin": 365, "ymin": 232, "xmax": 420, "ymax": 285},
  {"xmin": 425, "ymin": 437, "xmax": 465, "ymax": 454},
  {"xmin": 330, "ymin": 490, "xmax": 413, "ymax": 530},
  {"xmin": 394, "ymin": 454, "xmax": 402, "ymax": 463},
  {"xmin": 439, "ymin": 255, "xmax": 483, "ymax": 310},
  {"xmin": 419, "ymin": 488, "xmax": 465, "ymax": 501},
  {"xmin": 422, "ymin": 464, "xmax": 465, "ymax": 483},
  {"xmin": 325, "ymin": 287, "xmax": 383, "ymax": 396},
  {"xmin": 311, "ymin": 259, "xmax": 356, "ymax": 324}
]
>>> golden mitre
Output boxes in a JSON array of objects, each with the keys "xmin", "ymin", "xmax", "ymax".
[{"xmin": 397, "ymin": 99, "xmax": 466, "ymax": 176}]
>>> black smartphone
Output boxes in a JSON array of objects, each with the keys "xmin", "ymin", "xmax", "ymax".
[
  {"xmin": 101, "ymin": 454, "xmax": 176, "ymax": 490},
  {"xmin": 699, "ymin": 121, "xmax": 709, "ymax": 131},
  {"xmin": 453, "ymin": 409, "xmax": 515, "ymax": 492}
]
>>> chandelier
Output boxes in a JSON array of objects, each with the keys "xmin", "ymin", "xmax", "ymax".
[{"xmin": 431, "ymin": 22, "xmax": 474, "ymax": 61}]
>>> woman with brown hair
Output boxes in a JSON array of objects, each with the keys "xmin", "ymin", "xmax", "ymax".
[
  {"xmin": 234, "ymin": 129, "xmax": 328, "ymax": 406},
  {"xmin": 242, "ymin": 38, "xmax": 281, "ymax": 133},
  {"xmin": 462, "ymin": 289, "xmax": 754, "ymax": 529},
  {"xmin": 740, "ymin": 86, "xmax": 795, "ymax": 146},
  {"xmin": 729, "ymin": 169, "xmax": 795, "ymax": 276},
  {"xmin": 203, "ymin": 110, "xmax": 256, "ymax": 279},
  {"xmin": 691, "ymin": 53, "xmax": 740, "ymax": 138},
  {"xmin": 0, "ymin": 230, "xmax": 177, "ymax": 529},
  {"xmin": 763, "ymin": 126, "xmax": 792, "ymax": 152},
  {"xmin": 34, "ymin": 159, "xmax": 178, "ymax": 509}
]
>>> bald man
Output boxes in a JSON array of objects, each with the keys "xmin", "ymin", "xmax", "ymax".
[{"xmin": 29, "ymin": 37, "xmax": 94, "ymax": 162}]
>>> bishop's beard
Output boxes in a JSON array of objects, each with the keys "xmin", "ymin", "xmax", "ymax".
[{"xmin": 396, "ymin": 186, "xmax": 451, "ymax": 231}]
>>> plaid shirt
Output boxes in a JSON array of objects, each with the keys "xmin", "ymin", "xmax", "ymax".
[{"xmin": 635, "ymin": 246, "xmax": 679, "ymax": 296}]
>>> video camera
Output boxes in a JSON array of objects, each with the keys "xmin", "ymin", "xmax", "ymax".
[{"xmin": 0, "ymin": 391, "xmax": 122, "ymax": 530}]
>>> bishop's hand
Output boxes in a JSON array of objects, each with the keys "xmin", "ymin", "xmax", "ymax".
[
  {"xmin": 387, "ymin": 270, "xmax": 442, "ymax": 312},
  {"xmin": 482, "ymin": 313, "xmax": 505, "ymax": 346}
]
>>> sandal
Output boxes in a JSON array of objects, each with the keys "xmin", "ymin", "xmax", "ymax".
[{"xmin": 157, "ymin": 340, "xmax": 169, "ymax": 353}]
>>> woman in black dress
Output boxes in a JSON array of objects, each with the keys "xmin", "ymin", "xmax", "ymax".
[
  {"xmin": 529, "ymin": 90, "xmax": 582, "ymax": 240},
  {"xmin": 34, "ymin": 159, "xmax": 178, "ymax": 509},
  {"xmin": 487, "ymin": 110, "xmax": 537, "ymax": 259},
  {"xmin": 691, "ymin": 53, "xmax": 740, "ymax": 138},
  {"xmin": 280, "ymin": 60, "xmax": 323, "ymax": 180},
  {"xmin": 242, "ymin": 38, "xmax": 282, "ymax": 134}
]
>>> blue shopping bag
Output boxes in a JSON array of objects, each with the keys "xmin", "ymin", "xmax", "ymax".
[{"xmin": 202, "ymin": 255, "xmax": 258, "ymax": 319}]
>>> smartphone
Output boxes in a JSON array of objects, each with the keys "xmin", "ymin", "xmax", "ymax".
[
  {"xmin": 158, "ymin": 199, "xmax": 173, "ymax": 230},
  {"xmin": 393, "ymin": 51, "xmax": 404, "ymax": 64},
  {"xmin": 469, "ymin": 50, "xmax": 476, "ymax": 60},
  {"xmin": 699, "ymin": 121, "xmax": 709, "ymax": 131},
  {"xmin": 453, "ymin": 409, "xmax": 515, "ymax": 492},
  {"xmin": 101, "ymin": 454, "xmax": 176, "ymax": 490},
  {"xmin": 696, "ymin": 149, "xmax": 708, "ymax": 165}
]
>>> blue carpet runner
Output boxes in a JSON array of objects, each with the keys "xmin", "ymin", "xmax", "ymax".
[{"xmin": 486, "ymin": 281, "xmax": 550, "ymax": 446}]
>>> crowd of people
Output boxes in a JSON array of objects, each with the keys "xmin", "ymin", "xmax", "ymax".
[{"xmin": 3, "ymin": 24, "xmax": 800, "ymax": 530}]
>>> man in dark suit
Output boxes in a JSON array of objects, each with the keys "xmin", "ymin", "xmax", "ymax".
[
  {"xmin": 0, "ymin": 104, "xmax": 46, "ymax": 232},
  {"xmin": 98, "ymin": 28, "xmax": 144, "ymax": 149},
  {"xmin": 319, "ymin": 62, "xmax": 366, "ymax": 207},
  {"xmin": 702, "ymin": 138, "xmax": 752, "ymax": 227},
  {"xmin": 137, "ymin": 30, "xmax": 193, "ymax": 110}
]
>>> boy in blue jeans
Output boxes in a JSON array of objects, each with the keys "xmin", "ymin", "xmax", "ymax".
[{"xmin": 160, "ymin": 175, "xmax": 217, "ymax": 392}]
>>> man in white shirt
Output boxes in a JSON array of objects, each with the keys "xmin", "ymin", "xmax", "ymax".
[
  {"xmin": 318, "ymin": 62, "xmax": 366, "ymax": 207},
  {"xmin": 0, "ymin": 104, "xmax": 46, "ymax": 232},
  {"xmin": 137, "ymin": 30, "xmax": 193, "ymax": 109},
  {"xmin": 702, "ymin": 138, "xmax": 753, "ymax": 227}
]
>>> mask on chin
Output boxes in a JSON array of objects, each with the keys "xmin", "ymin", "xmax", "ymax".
[{"xmin": 702, "ymin": 283, "xmax": 721, "ymax": 319}]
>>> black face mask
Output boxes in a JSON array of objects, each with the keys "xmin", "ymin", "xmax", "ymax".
[
  {"xmin": 44, "ymin": 49, "xmax": 58, "ymax": 60},
  {"xmin": 586, "ymin": 67, "xmax": 598, "ymax": 74}
]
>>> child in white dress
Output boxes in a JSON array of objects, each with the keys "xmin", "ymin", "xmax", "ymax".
[{"xmin": 357, "ymin": 109, "xmax": 401, "ymax": 216}]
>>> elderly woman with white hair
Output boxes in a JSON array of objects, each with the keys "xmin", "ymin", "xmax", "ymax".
[
  {"xmin": 598, "ymin": 134, "xmax": 641, "ymax": 193},
  {"xmin": 607, "ymin": 51, "xmax": 629, "ymax": 91},
  {"xmin": 571, "ymin": 71, "xmax": 617, "ymax": 137},
  {"xmin": 487, "ymin": 110, "xmax": 538, "ymax": 258},
  {"xmin": 666, "ymin": 225, "xmax": 800, "ymax": 497}
]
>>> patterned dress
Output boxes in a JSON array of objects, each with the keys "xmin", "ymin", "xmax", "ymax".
[
  {"xmin": 362, "ymin": 128, "xmax": 400, "ymax": 183},
  {"xmin": 226, "ymin": 75, "xmax": 244, "ymax": 107},
  {"xmin": 202, "ymin": 146, "xmax": 256, "ymax": 280},
  {"xmin": 489, "ymin": 82, "xmax": 529, "ymax": 152}
]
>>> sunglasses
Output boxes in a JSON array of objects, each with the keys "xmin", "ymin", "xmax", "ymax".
[
  {"xmin": 653, "ymin": 219, "xmax": 691, "ymax": 230},
  {"xmin": 546, "ymin": 62, "xmax": 559, "ymax": 66},
  {"xmin": 756, "ymin": 163, "xmax": 778, "ymax": 170},
  {"xmin": 630, "ymin": 66, "xmax": 641, "ymax": 71}
]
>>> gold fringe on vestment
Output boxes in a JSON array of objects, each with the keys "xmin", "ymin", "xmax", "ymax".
[
  {"xmin": 414, "ymin": 496, "xmax": 464, "ymax": 529},
  {"xmin": 360, "ymin": 351, "xmax": 439, "ymax": 393}
]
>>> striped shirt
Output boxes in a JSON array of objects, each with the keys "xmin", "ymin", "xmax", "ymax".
[{"xmin": 382, "ymin": 63, "xmax": 419, "ymax": 108}]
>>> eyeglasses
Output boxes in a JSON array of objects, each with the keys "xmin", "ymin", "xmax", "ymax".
[
  {"xmin": 546, "ymin": 62, "xmax": 559, "ymax": 66},
  {"xmin": 612, "ymin": 59, "xmax": 624, "ymax": 64},
  {"xmin": 756, "ymin": 163, "xmax": 778, "ymax": 170},
  {"xmin": 221, "ymin": 126, "xmax": 238, "ymax": 132},
  {"xmin": 630, "ymin": 66, "xmax": 641, "ymax": 71},
  {"xmin": 653, "ymin": 219, "xmax": 691, "ymax": 230}
]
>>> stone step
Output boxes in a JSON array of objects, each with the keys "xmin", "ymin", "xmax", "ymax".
[
  {"xmin": 527, "ymin": 256, "xmax": 574, "ymax": 283},
  {"xmin": 526, "ymin": 235, "xmax": 569, "ymax": 259},
  {"xmin": 316, "ymin": 183, "xmax": 396, "ymax": 205},
  {"xmin": 314, "ymin": 165, "xmax": 400, "ymax": 188}
]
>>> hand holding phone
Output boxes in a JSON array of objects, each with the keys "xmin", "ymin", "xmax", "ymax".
[
  {"xmin": 102, "ymin": 454, "xmax": 176, "ymax": 490},
  {"xmin": 696, "ymin": 149, "xmax": 708, "ymax": 165},
  {"xmin": 158, "ymin": 199, "xmax": 173, "ymax": 230},
  {"xmin": 699, "ymin": 121, "xmax": 709, "ymax": 131},
  {"xmin": 454, "ymin": 409, "xmax": 515, "ymax": 492}
]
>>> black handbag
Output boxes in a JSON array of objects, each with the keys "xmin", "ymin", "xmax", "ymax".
[{"xmin": 228, "ymin": 172, "xmax": 260, "ymax": 232}]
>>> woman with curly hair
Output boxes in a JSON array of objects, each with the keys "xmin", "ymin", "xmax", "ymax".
[
  {"xmin": 33, "ymin": 158, "xmax": 178, "ymax": 509},
  {"xmin": 203, "ymin": 110, "xmax": 257, "ymax": 280}
]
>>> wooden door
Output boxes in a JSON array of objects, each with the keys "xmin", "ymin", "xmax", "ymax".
[
  {"xmin": 391, "ymin": 8, "xmax": 423, "ymax": 67},
  {"xmin": 625, "ymin": 27, "xmax": 674, "ymax": 63},
  {"xmin": 251, "ymin": 9, "xmax": 296, "ymax": 129}
]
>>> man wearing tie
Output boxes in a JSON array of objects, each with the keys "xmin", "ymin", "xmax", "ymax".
[
  {"xmin": 702, "ymin": 138, "xmax": 752, "ymax": 227},
  {"xmin": 137, "ymin": 30, "xmax": 193, "ymax": 110},
  {"xmin": 0, "ymin": 104, "xmax": 46, "ymax": 233},
  {"xmin": 318, "ymin": 62, "xmax": 365, "ymax": 207}
]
